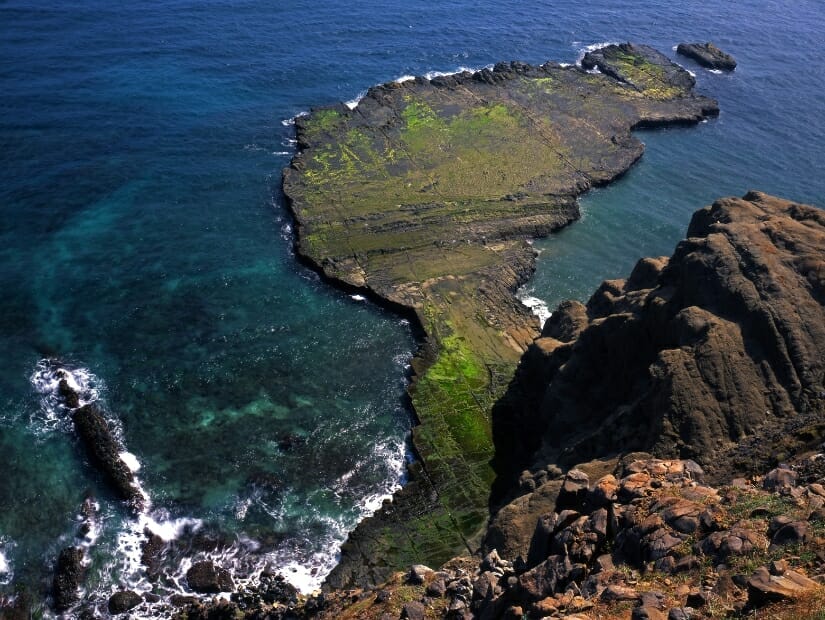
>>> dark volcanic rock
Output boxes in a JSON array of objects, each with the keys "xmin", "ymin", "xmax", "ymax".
[
  {"xmin": 72, "ymin": 403, "xmax": 144, "ymax": 511},
  {"xmin": 677, "ymin": 42, "xmax": 737, "ymax": 71},
  {"xmin": 141, "ymin": 531, "xmax": 166, "ymax": 581},
  {"xmin": 52, "ymin": 546, "xmax": 84, "ymax": 612},
  {"xmin": 108, "ymin": 590, "xmax": 142, "ymax": 614},
  {"xmin": 493, "ymin": 192, "xmax": 825, "ymax": 486},
  {"xmin": 186, "ymin": 560, "xmax": 234, "ymax": 593}
]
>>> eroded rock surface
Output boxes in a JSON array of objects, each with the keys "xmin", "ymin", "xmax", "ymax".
[
  {"xmin": 493, "ymin": 192, "xmax": 825, "ymax": 490},
  {"xmin": 284, "ymin": 42, "xmax": 718, "ymax": 588}
]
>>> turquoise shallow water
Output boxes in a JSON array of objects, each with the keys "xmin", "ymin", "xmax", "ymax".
[{"xmin": 1, "ymin": 0, "xmax": 825, "ymax": 613}]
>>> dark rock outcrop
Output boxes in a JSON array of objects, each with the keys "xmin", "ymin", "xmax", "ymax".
[
  {"xmin": 747, "ymin": 566, "xmax": 818, "ymax": 606},
  {"xmin": 677, "ymin": 42, "xmax": 737, "ymax": 71},
  {"xmin": 52, "ymin": 546, "xmax": 84, "ymax": 612},
  {"xmin": 186, "ymin": 560, "xmax": 235, "ymax": 593},
  {"xmin": 493, "ymin": 192, "xmax": 825, "ymax": 489},
  {"xmin": 42, "ymin": 361, "xmax": 145, "ymax": 511},
  {"xmin": 582, "ymin": 43, "xmax": 697, "ymax": 93},
  {"xmin": 72, "ymin": 403, "xmax": 144, "ymax": 511},
  {"xmin": 107, "ymin": 590, "xmax": 142, "ymax": 614}
]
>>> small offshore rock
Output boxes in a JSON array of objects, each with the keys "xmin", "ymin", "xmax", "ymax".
[
  {"xmin": 186, "ymin": 560, "xmax": 234, "ymax": 593},
  {"xmin": 52, "ymin": 546, "xmax": 84, "ymax": 612},
  {"xmin": 676, "ymin": 42, "xmax": 737, "ymax": 71},
  {"xmin": 108, "ymin": 591, "xmax": 142, "ymax": 615}
]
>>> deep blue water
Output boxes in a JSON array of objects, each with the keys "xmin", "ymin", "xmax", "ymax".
[{"xmin": 1, "ymin": 0, "xmax": 824, "ymax": 614}]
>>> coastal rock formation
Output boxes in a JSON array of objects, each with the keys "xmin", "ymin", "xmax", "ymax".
[
  {"xmin": 582, "ymin": 43, "xmax": 697, "ymax": 94},
  {"xmin": 182, "ymin": 193, "xmax": 824, "ymax": 618},
  {"xmin": 677, "ymin": 42, "xmax": 737, "ymax": 71},
  {"xmin": 492, "ymin": 192, "xmax": 825, "ymax": 500},
  {"xmin": 52, "ymin": 546, "xmax": 84, "ymax": 612},
  {"xmin": 284, "ymin": 42, "xmax": 718, "ymax": 587},
  {"xmin": 186, "ymin": 560, "xmax": 235, "ymax": 594},
  {"xmin": 38, "ymin": 362, "xmax": 145, "ymax": 511},
  {"xmin": 107, "ymin": 590, "xmax": 142, "ymax": 614},
  {"xmin": 72, "ymin": 404, "xmax": 145, "ymax": 511}
]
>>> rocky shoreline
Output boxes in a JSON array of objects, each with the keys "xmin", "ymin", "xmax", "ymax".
[
  {"xmin": 283, "ymin": 43, "xmax": 719, "ymax": 587},
  {"xmin": 171, "ymin": 191, "xmax": 824, "ymax": 619}
]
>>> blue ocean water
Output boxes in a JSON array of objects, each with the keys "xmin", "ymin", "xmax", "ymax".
[{"xmin": 1, "ymin": 0, "xmax": 824, "ymax": 613}]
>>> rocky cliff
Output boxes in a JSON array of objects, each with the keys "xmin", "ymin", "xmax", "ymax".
[{"xmin": 492, "ymin": 191, "xmax": 825, "ymax": 516}]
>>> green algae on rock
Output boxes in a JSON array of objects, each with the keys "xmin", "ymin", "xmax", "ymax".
[{"xmin": 282, "ymin": 43, "xmax": 719, "ymax": 588}]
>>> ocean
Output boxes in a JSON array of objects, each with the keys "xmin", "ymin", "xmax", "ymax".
[{"xmin": 1, "ymin": 0, "xmax": 824, "ymax": 614}]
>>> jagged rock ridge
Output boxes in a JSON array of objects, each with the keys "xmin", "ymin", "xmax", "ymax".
[{"xmin": 493, "ymin": 191, "xmax": 825, "ymax": 494}]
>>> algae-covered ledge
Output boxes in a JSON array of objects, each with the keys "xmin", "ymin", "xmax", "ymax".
[{"xmin": 282, "ymin": 43, "xmax": 719, "ymax": 587}]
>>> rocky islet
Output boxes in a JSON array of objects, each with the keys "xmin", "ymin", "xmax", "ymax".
[{"xmin": 676, "ymin": 43, "xmax": 737, "ymax": 71}]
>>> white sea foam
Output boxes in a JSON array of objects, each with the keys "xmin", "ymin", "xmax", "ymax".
[
  {"xmin": 0, "ymin": 542, "xmax": 12, "ymax": 585},
  {"xmin": 518, "ymin": 290, "xmax": 552, "ymax": 325},
  {"xmin": 114, "ymin": 510, "xmax": 203, "ymax": 593},
  {"xmin": 350, "ymin": 294, "xmax": 366, "ymax": 301},
  {"xmin": 423, "ymin": 65, "xmax": 478, "ymax": 81},
  {"xmin": 344, "ymin": 91, "xmax": 366, "ymax": 110},
  {"xmin": 709, "ymin": 68, "xmax": 723, "ymax": 75},
  {"xmin": 119, "ymin": 451, "xmax": 141, "ymax": 473},
  {"xmin": 393, "ymin": 65, "xmax": 481, "ymax": 86},
  {"xmin": 575, "ymin": 40, "xmax": 622, "ymax": 68},
  {"xmin": 272, "ymin": 151, "xmax": 291, "ymax": 156},
  {"xmin": 29, "ymin": 360, "xmax": 103, "ymax": 433},
  {"xmin": 277, "ymin": 556, "xmax": 338, "ymax": 594},
  {"xmin": 281, "ymin": 111, "xmax": 308, "ymax": 127}
]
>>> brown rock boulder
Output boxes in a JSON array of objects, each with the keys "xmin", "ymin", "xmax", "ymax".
[
  {"xmin": 485, "ymin": 479, "xmax": 563, "ymax": 561},
  {"xmin": 747, "ymin": 566, "xmax": 819, "ymax": 606}
]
